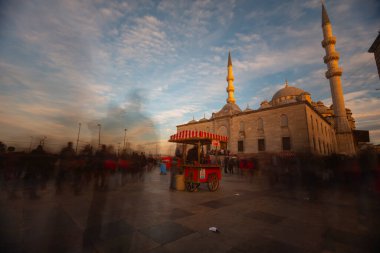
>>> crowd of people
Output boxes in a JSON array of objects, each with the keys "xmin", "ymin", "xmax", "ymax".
[
  {"xmin": 182, "ymin": 144, "xmax": 380, "ymax": 197},
  {"xmin": 1, "ymin": 140, "xmax": 379, "ymax": 200},
  {"xmin": 0, "ymin": 141, "xmax": 157, "ymax": 199}
]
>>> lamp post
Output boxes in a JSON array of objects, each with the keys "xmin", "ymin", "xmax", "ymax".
[
  {"xmin": 76, "ymin": 122, "xmax": 81, "ymax": 154},
  {"xmin": 40, "ymin": 136, "xmax": 47, "ymax": 147},
  {"xmin": 123, "ymin": 128, "xmax": 127, "ymax": 150},
  {"xmin": 97, "ymin": 124, "xmax": 101, "ymax": 148},
  {"xmin": 29, "ymin": 136, "xmax": 33, "ymax": 152}
]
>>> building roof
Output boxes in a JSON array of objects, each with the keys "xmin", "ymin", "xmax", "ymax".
[
  {"xmin": 368, "ymin": 32, "xmax": 380, "ymax": 53},
  {"xmin": 271, "ymin": 85, "xmax": 306, "ymax": 102}
]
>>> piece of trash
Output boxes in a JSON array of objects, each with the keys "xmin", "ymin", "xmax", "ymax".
[
  {"xmin": 234, "ymin": 193, "xmax": 240, "ymax": 196},
  {"xmin": 209, "ymin": 227, "xmax": 219, "ymax": 233}
]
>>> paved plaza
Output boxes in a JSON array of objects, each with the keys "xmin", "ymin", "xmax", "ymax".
[{"xmin": 1, "ymin": 167, "xmax": 379, "ymax": 253}]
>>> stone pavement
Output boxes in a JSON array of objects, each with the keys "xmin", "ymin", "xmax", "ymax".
[{"xmin": 0, "ymin": 168, "xmax": 379, "ymax": 253}]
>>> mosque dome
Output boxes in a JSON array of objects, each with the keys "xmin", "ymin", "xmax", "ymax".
[
  {"xmin": 270, "ymin": 81, "xmax": 310, "ymax": 106},
  {"xmin": 199, "ymin": 117, "xmax": 208, "ymax": 122},
  {"xmin": 188, "ymin": 118, "xmax": 197, "ymax": 124},
  {"xmin": 272, "ymin": 85, "xmax": 306, "ymax": 102}
]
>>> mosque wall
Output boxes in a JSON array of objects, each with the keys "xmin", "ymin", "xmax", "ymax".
[
  {"xmin": 228, "ymin": 103, "xmax": 310, "ymax": 155},
  {"xmin": 305, "ymin": 106, "xmax": 337, "ymax": 155},
  {"xmin": 176, "ymin": 102, "xmax": 338, "ymax": 156}
]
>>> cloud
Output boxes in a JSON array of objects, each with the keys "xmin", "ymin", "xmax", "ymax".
[{"xmin": 1, "ymin": 0, "xmax": 380, "ymax": 151}]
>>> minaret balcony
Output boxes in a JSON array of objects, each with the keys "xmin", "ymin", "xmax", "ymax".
[
  {"xmin": 325, "ymin": 67, "xmax": 343, "ymax": 79},
  {"xmin": 321, "ymin": 36, "xmax": 336, "ymax": 48},
  {"xmin": 226, "ymin": 87, "xmax": 235, "ymax": 92},
  {"xmin": 226, "ymin": 76, "xmax": 235, "ymax": 81},
  {"xmin": 323, "ymin": 52, "xmax": 340, "ymax": 63}
]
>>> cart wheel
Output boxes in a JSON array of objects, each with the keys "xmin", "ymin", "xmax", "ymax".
[
  {"xmin": 186, "ymin": 182, "xmax": 198, "ymax": 192},
  {"xmin": 207, "ymin": 174, "xmax": 219, "ymax": 192}
]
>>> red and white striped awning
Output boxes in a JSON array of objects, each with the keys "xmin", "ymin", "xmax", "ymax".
[{"xmin": 169, "ymin": 130, "xmax": 228, "ymax": 143}]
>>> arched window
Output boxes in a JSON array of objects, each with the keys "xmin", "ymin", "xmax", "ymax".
[
  {"xmin": 217, "ymin": 126, "xmax": 227, "ymax": 136},
  {"xmin": 280, "ymin": 114, "xmax": 288, "ymax": 127},
  {"xmin": 257, "ymin": 118, "xmax": 263, "ymax": 130}
]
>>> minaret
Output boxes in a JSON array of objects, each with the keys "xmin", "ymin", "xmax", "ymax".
[
  {"xmin": 226, "ymin": 52, "xmax": 236, "ymax": 104},
  {"xmin": 321, "ymin": 3, "xmax": 355, "ymax": 155}
]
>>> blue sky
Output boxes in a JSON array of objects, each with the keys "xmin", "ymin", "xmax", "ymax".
[{"xmin": 0, "ymin": 0, "xmax": 379, "ymax": 153}]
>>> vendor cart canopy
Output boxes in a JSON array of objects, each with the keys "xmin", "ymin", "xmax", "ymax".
[{"xmin": 169, "ymin": 130, "xmax": 228, "ymax": 144}]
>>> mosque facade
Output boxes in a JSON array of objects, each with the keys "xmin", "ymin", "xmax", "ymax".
[{"xmin": 176, "ymin": 4, "xmax": 362, "ymax": 156}]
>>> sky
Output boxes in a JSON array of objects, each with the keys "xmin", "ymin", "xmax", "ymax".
[{"xmin": 0, "ymin": 0, "xmax": 379, "ymax": 154}]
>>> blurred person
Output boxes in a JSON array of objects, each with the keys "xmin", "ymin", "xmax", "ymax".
[
  {"xmin": 3, "ymin": 147, "xmax": 21, "ymax": 199},
  {"xmin": 94, "ymin": 145, "xmax": 107, "ymax": 190},
  {"xmin": 186, "ymin": 145, "xmax": 198, "ymax": 164},
  {"xmin": 170, "ymin": 148, "xmax": 181, "ymax": 190},
  {"xmin": 56, "ymin": 142, "xmax": 76, "ymax": 194},
  {"xmin": 228, "ymin": 155, "xmax": 235, "ymax": 174},
  {"xmin": 224, "ymin": 155, "xmax": 229, "ymax": 174},
  {"xmin": 25, "ymin": 145, "xmax": 46, "ymax": 199}
]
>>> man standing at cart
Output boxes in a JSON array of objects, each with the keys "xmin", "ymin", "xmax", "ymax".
[
  {"xmin": 170, "ymin": 148, "xmax": 181, "ymax": 190},
  {"xmin": 186, "ymin": 145, "xmax": 198, "ymax": 164}
]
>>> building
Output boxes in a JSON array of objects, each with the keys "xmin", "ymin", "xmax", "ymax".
[
  {"xmin": 176, "ymin": 4, "xmax": 361, "ymax": 156},
  {"xmin": 368, "ymin": 32, "xmax": 380, "ymax": 80}
]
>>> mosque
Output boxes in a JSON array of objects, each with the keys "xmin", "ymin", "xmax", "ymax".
[{"xmin": 176, "ymin": 4, "xmax": 365, "ymax": 156}]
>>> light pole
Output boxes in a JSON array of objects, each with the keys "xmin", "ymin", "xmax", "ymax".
[
  {"xmin": 40, "ymin": 136, "xmax": 47, "ymax": 147},
  {"xmin": 97, "ymin": 124, "xmax": 101, "ymax": 148},
  {"xmin": 29, "ymin": 136, "xmax": 33, "ymax": 152},
  {"xmin": 123, "ymin": 128, "xmax": 127, "ymax": 150},
  {"xmin": 76, "ymin": 122, "xmax": 81, "ymax": 153}
]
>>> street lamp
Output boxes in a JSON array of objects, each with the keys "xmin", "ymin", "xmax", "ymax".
[
  {"xmin": 97, "ymin": 124, "xmax": 101, "ymax": 148},
  {"xmin": 123, "ymin": 128, "xmax": 127, "ymax": 150},
  {"xmin": 40, "ymin": 136, "xmax": 47, "ymax": 147},
  {"xmin": 76, "ymin": 122, "xmax": 81, "ymax": 153},
  {"xmin": 29, "ymin": 136, "xmax": 33, "ymax": 152}
]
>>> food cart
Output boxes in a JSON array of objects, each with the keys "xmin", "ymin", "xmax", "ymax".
[{"xmin": 168, "ymin": 130, "xmax": 228, "ymax": 192}]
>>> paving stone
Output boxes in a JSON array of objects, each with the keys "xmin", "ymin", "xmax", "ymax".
[
  {"xmin": 323, "ymin": 227, "xmax": 377, "ymax": 252},
  {"xmin": 245, "ymin": 210, "xmax": 285, "ymax": 224},
  {"xmin": 169, "ymin": 208, "xmax": 194, "ymax": 220},
  {"xmin": 199, "ymin": 199, "xmax": 232, "ymax": 209},
  {"xmin": 229, "ymin": 239, "xmax": 309, "ymax": 253},
  {"xmin": 251, "ymin": 240, "xmax": 308, "ymax": 253},
  {"xmin": 1, "ymin": 168, "xmax": 380, "ymax": 253},
  {"xmin": 140, "ymin": 221, "xmax": 194, "ymax": 245}
]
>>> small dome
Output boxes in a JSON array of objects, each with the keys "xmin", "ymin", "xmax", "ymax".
[
  {"xmin": 213, "ymin": 103, "xmax": 242, "ymax": 118},
  {"xmin": 272, "ymin": 85, "xmax": 306, "ymax": 102},
  {"xmin": 199, "ymin": 118, "xmax": 207, "ymax": 122},
  {"xmin": 259, "ymin": 100, "xmax": 271, "ymax": 109},
  {"xmin": 188, "ymin": 117, "xmax": 197, "ymax": 124},
  {"xmin": 244, "ymin": 104, "xmax": 252, "ymax": 112}
]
